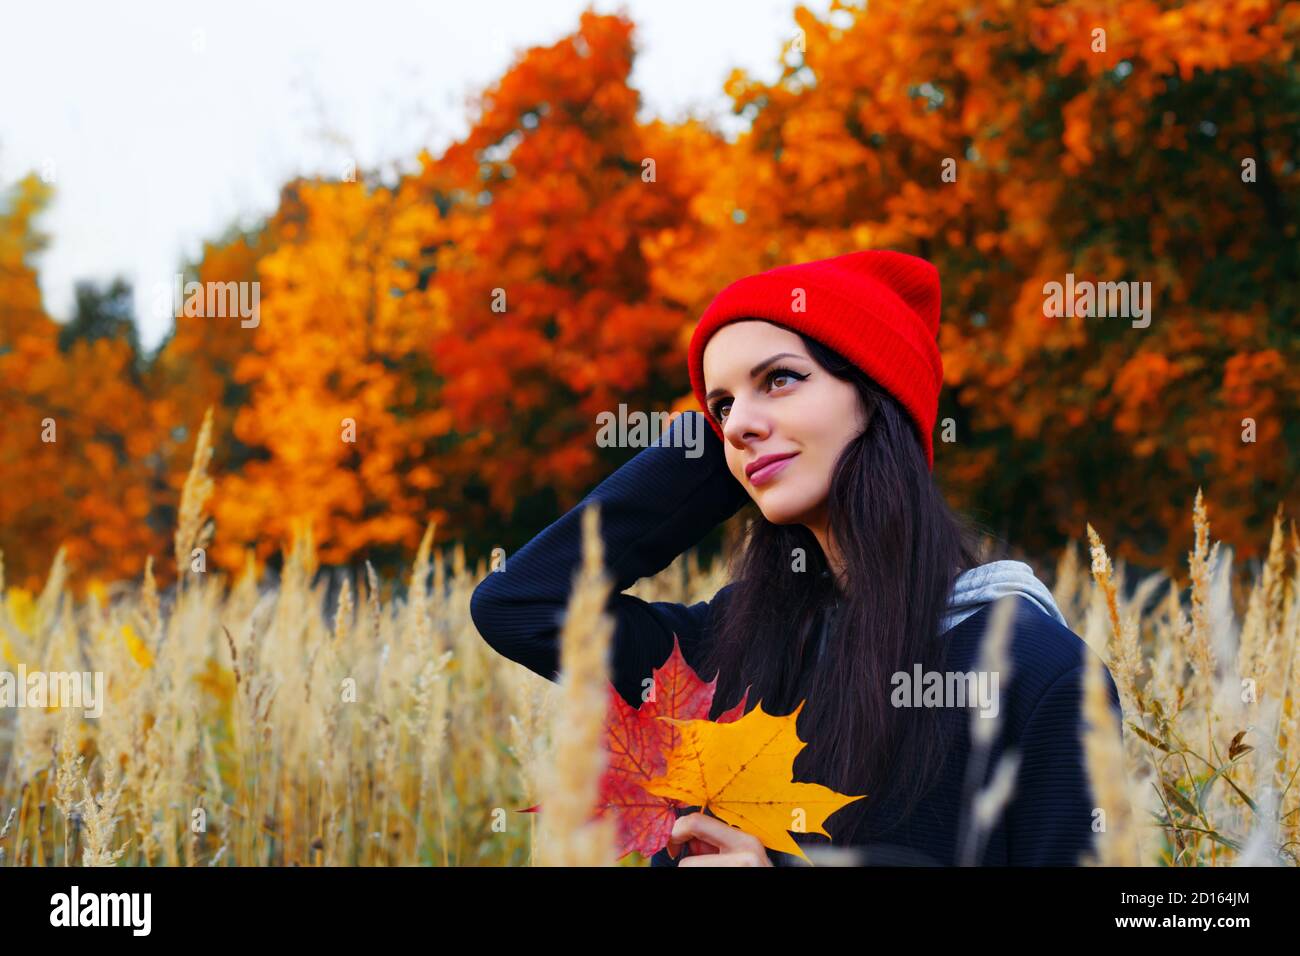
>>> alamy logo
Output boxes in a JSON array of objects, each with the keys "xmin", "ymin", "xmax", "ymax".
[
  {"xmin": 890, "ymin": 665, "xmax": 1000, "ymax": 719},
  {"xmin": 595, "ymin": 405, "xmax": 703, "ymax": 458},
  {"xmin": 1042, "ymin": 272, "xmax": 1151, "ymax": 328},
  {"xmin": 150, "ymin": 273, "xmax": 260, "ymax": 327},
  {"xmin": 0, "ymin": 666, "xmax": 105, "ymax": 718},
  {"xmin": 49, "ymin": 886, "xmax": 151, "ymax": 935}
]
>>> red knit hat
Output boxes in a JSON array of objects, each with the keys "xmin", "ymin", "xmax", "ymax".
[{"xmin": 687, "ymin": 249, "xmax": 944, "ymax": 470}]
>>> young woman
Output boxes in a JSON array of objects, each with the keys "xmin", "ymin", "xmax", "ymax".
[{"xmin": 471, "ymin": 249, "xmax": 1123, "ymax": 867}]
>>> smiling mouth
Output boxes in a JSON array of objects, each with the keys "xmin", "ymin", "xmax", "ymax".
[{"xmin": 748, "ymin": 453, "xmax": 798, "ymax": 485}]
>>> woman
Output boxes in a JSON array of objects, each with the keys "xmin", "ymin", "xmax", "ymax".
[{"xmin": 471, "ymin": 249, "xmax": 1123, "ymax": 867}]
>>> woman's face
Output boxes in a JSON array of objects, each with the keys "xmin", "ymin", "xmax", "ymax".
[{"xmin": 702, "ymin": 321, "xmax": 867, "ymax": 527}]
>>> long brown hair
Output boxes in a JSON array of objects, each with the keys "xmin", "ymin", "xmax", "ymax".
[{"xmin": 697, "ymin": 330, "xmax": 996, "ymax": 851}]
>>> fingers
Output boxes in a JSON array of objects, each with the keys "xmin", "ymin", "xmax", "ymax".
[
  {"xmin": 665, "ymin": 832, "xmax": 707, "ymax": 858},
  {"xmin": 689, "ymin": 837, "xmax": 715, "ymax": 856},
  {"xmin": 666, "ymin": 836, "xmax": 714, "ymax": 860},
  {"xmin": 667, "ymin": 811, "xmax": 765, "ymax": 859},
  {"xmin": 666, "ymin": 812, "xmax": 717, "ymax": 858},
  {"xmin": 679, "ymin": 852, "xmax": 765, "ymax": 867}
]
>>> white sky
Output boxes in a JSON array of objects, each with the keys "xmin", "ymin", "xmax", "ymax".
[{"xmin": 0, "ymin": 0, "xmax": 835, "ymax": 351}]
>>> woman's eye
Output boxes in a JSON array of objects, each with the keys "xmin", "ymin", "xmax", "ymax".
[
  {"xmin": 711, "ymin": 367, "xmax": 806, "ymax": 424},
  {"xmin": 767, "ymin": 367, "xmax": 806, "ymax": 390}
]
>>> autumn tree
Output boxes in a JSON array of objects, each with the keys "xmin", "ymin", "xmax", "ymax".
[
  {"xmin": 645, "ymin": 0, "xmax": 1299, "ymax": 572},
  {"xmin": 6, "ymin": 3, "xmax": 1297, "ymax": 586},
  {"xmin": 407, "ymin": 10, "xmax": 729, "ymax": 550},
  {"xmin": 0, "ymin": 175, "xmax": 161, "ymax": 589},
  {"xmin": 210, "ymin": 178, "xmax": 451, "ymax": 571}
]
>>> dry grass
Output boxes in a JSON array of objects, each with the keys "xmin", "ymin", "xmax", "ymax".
[
  {"xmin": 1073, "ymin": 489, "xmax": 1300, "ymax": 866},
  {"xmin": 0, "ymin": 428, "xmax": 1296, "ymax": 865},
  {"xmin": 533, "ymin": 502, "xmax": 618, "ymax": 866}
]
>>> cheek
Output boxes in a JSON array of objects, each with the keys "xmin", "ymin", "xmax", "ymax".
[
  {"xmin": 807, "ymin": 392, "xmax": 863, "ymax": 453},
  {"xmin": 799, "ymin": 454, "xmax": 835, "ymax": 497},
  {"xmin": 795, "ymin": 431, "xmax": 847, "ymax": 492}
]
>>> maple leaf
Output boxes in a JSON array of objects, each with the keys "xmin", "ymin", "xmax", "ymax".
[
  {"xmin": 595, "ymin": 635, "xmax": 748, "ymax": 859},
  {"xmin": 641, "ymin": 699, "xmax": 867, "ymax": 863},
  {"xmin": 517, "ymin": 634, "xmax": 749, "ymax": 861}
]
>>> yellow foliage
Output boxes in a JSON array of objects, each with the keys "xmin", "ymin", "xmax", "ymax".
[
  {"xmin": 121, "ymin": 622, "xmax": 154, "ymax": 669},
  {"xmin": 194, "ymin": 655, "xmax": 234, "ymax": 704},
  {"xmin": 5, "ymin": 587, "xmax": 36, "ymax": 634}
]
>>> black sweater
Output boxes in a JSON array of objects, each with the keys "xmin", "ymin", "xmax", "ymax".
[{"xmin": 469, "ymin": 412, "xmax": 1125, "ymax": 866}]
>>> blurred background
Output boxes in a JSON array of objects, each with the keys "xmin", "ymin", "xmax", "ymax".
[{"xmin": 1, "ymin": 0, "xmax": 1296, "ymax": 593}]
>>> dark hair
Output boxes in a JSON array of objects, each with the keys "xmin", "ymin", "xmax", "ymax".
[{"xmin": 697, "ymin": 329, "xmax": 999, "ymax": 853}]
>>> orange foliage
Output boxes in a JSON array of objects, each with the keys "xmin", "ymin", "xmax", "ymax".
[
  {"xmin": 0, "ymin": 177, "xmax": 159, "ymax": 590},
  {"xmin": 211, "ymin": 180, "xmax": 450, "ymax": 569},
  {"xmin": 2, "ymin": 2, "xmax": 1298, "ymax": 585}
]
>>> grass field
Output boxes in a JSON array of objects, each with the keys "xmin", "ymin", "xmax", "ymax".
[{"xmin": 1, "ymin": 425, "xmax": 1296, "ymax": 866}]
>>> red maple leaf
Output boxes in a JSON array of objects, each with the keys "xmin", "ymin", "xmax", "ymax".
[
  {"xmin": 518, "ymin": 634, "xmax": 750, "ymax": 860},
  {"xmin": 597, "ymin": 635, "xmax": 749, "ymax": 859}
]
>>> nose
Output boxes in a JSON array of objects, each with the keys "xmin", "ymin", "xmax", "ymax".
[{"xmin": 721, "ymin": 395, "xmax": 770, "ymax": 447}]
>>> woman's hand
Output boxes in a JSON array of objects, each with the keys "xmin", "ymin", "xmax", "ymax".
[{"xmin": 666, "ymin": 812, "xmax": 774, "ymax": 867}]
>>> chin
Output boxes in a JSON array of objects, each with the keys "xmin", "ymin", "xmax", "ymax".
[{"xmin": 754, "ymin": 492, "xmax": 818, "ymax": 526}]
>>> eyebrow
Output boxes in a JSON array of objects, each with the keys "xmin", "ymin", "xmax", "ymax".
[{"xmin": 704, "ymin": 352, "xmax": 806, "ymax": 403}]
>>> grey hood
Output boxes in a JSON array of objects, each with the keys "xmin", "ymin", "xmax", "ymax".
[
  {"xmin": 939, "ymin": 559, "xmax": 1067, "ymax": 633},
  {"xmin": 814, "ymin": 559, "xmax": 1066, "ymax": 664}
]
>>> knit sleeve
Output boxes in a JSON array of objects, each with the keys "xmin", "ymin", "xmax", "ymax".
[
  {"xmin": 1002, "ymin": 659, "xmax": 1124, "ymax": 866},
  {"xmin": 469, "ymin": 410, "xmax": 749, "ymax": 709}
]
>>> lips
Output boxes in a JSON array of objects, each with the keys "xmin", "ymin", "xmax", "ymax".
[{"xmin": 745, "ymin": 452, "xmax": 799, "ymax": 483}]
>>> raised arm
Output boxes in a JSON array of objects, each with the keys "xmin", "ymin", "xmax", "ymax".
[{"xmin": 469, "ymin": 411, "xmax": 749, "ymax": 708}]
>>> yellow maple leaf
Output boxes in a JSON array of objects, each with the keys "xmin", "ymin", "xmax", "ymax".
[{"xmin": 641, "ymin": 700, "xmax": 866, "ymax": 863}]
